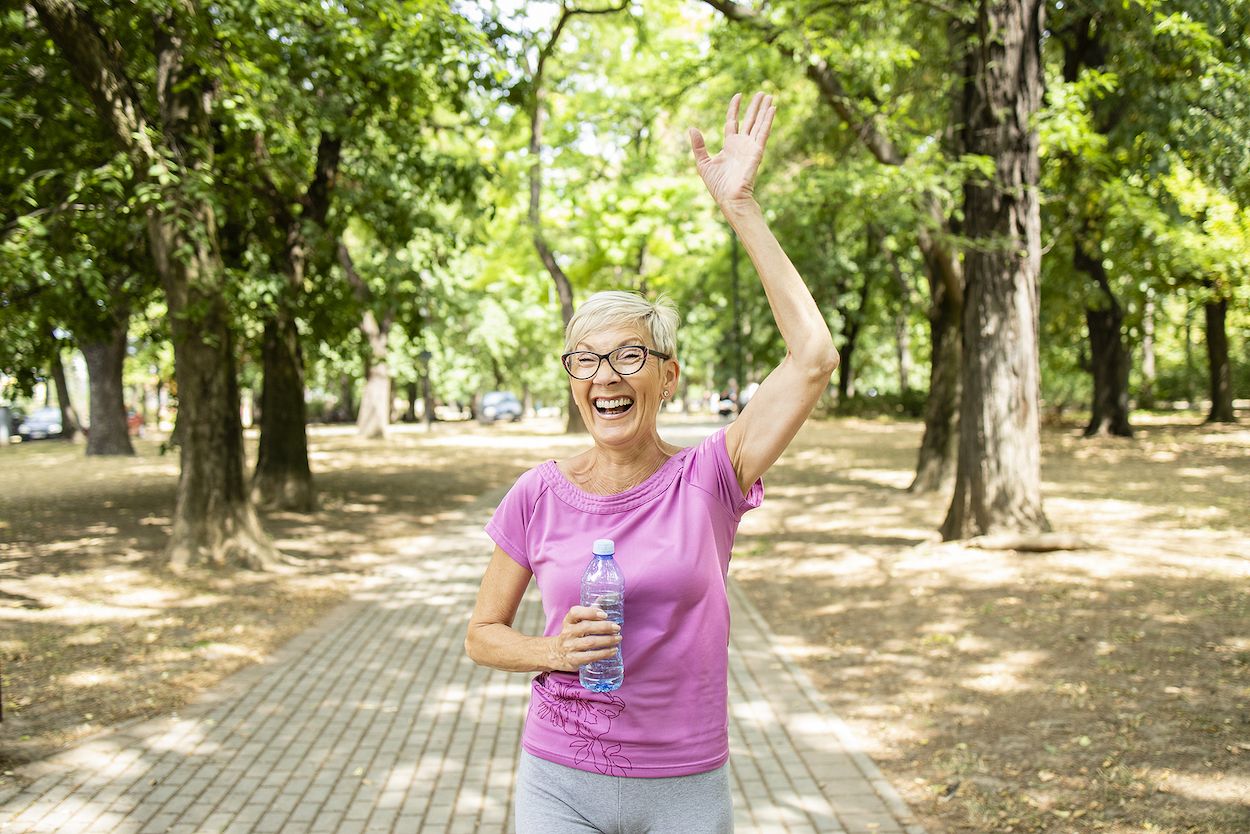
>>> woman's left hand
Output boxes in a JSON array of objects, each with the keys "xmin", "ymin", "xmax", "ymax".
[{"xmin": 688, "ymin": 92, "xmax": 776, "ymax": 213}]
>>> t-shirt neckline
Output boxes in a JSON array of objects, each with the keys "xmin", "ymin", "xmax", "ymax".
[{"xmin": 538, "ymin": 446, "xmax": 693, "ymax": 514}]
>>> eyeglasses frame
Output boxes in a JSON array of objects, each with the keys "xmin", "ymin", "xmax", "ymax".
[{"xmin": 560, "ymin": 344, "xmax": 672, "ymax": 379}]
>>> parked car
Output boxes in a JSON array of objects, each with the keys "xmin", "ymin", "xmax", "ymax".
[
  {"xmin": 17, "ymin": 407, "xmax": 64, "ymax": 440},
  {"xmin": 478, "ymin": 391, "xmax": 523, "ymax": 423}
]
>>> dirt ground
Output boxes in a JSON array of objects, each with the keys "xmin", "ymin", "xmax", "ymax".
[
  {"xmin": 730, "ymin": 414, "xmax": 1250, "ymax": 834},
  {"xmin": 2, "ymin": 413, "xmax": 1248, "ymax": 833},
  {"xmin": 0, "ymin": 421, "xmax": 553, "ymax": 774}
]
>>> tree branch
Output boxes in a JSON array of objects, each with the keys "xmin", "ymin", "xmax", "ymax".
[
  {"xmin": 336, "ymin": 240, "xmax": 371, "ymax": 305},
  {"xmin": 29, "ymin": 0, "xmax": 159, "ymax": 163},
  {"xmin": 697, "ymin": 0, "xmax": 905, "ymax": 166}
]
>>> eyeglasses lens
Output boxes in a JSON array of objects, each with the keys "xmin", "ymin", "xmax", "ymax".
[{"xmin": 563, "ymin": 347, "xmax": 648, "ymax": 379}]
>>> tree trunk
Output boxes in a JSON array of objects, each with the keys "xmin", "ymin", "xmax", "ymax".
[
  {"xmin": 81, "ymin": 317, "xmax": 135, "ymax": 456},
  {"xmin": 1139, "ymin": 291, "xmax": 1156, "ymax": 409},
  {"xmin": 528, "ymin": 11, "xmax": 598, "ymax": 435},
  {"xmin": 336, "ymin": 241, "xmax": 393, "ymax": 439},
  {"xmin": 49, "ymin": 345, "xmax": 85, "ymax": 442},
  {"xmin": 251, "ymin": 134, "xmax": 337, "ymax": 511},
  {"xmin": 1076, "ymin": 246, "xmax": 1133, "ymax": 436},
  {"xmin": 404, "ymin": 381, "xmax": 418, "ymax": 422},
  {"xmin": 879, "ymin": 234, "xmax": 915, "ymax": 396},
  {"xmin": 357, "ymin": 310, "xmax": 392, "ymax": 439},
  {"xmin": 339, "ymin": 374, "xmax": 357, "ymax": 422},
  {"xmin": 836, "ymin": 341, "xmax": 856, "ymax": 402},
  {"xmin": 941, "ymin": 0, "xmax": 1050, "ymax": 540},
  {"xmin": 252, "ymin": 312, "xmax": 314, "ymax": 511},
  {"xmin": 31, "ymin": 0, "xmax": 279, "ymax": 569},
  {"xmin": 1205, "ymin": 295, "xmax": 1236, "ymax": 423},
  {"xmin": 910, "ymin": 283, "xmax": 961, "ymax": 492},
  {"xmin": 422, "ymin": 372, "xmax": 436, "ymax": 428}
]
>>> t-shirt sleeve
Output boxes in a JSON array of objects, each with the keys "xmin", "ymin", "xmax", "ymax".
[
  {"xmin": 484, "ymin": 468, "xmax": 542, "ymax": 571},
  {"xmin": 684, "ymin": 427, "xmax": 764, "ymax": 520}
]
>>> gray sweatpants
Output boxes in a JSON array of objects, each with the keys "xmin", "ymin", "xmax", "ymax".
[{"xmin": 514, "ymin": 750, "xmax": 734, "ymax": 834}]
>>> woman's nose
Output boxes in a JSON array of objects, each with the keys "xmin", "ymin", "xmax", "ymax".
[{"xmin": 592, "ymin": 357, "xmax": 622, "ymax": 384}]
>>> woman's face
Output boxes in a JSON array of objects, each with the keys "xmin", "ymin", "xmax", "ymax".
[{"xmin": 567, "ymin": 326, "xmax": 679, "ymax": 452}]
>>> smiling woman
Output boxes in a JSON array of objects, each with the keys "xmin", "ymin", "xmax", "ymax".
[{"xmin": 464, "ymin": 90, "xmax": 838, "ymax": 834}]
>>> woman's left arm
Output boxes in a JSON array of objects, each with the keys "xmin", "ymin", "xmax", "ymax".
[{"xmin": 690, "ymin": 92, "xmax": 839, "ymax": 494}]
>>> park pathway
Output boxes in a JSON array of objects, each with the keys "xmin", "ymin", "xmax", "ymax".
[{"xmin": 1, "ymin": 441, "xmax": 925, "ymax": 834}]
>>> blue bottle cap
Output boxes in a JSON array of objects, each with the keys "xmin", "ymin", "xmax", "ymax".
[{"xmin": 592, "ymin": 538, "xmax": 615, "ymax": 556}]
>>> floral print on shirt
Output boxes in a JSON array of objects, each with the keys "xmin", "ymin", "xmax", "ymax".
[{"xmin": 533, "ymin": 672, "xmax": 633, "ymax": 776}]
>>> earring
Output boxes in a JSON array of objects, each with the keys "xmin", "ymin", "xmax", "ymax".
[{"xmin": 662, "ymin": 390, "xmax": 670, "ymax": 399}]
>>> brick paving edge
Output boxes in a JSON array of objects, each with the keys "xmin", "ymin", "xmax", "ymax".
[{"xmin": 728, "ymin": 578, "xmax": 929, "ymax": 834}]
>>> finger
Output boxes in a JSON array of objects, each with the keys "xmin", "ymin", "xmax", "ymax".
[
  {"xmin": 753, "ymin": 104, "xmax": 777, "ymax": 146},
  {"xmin": 688, "ymin": 127, "xmax": 711, "ymax": 164},
  {"xmin": 724, "ymin": 92, "xmax": 742, "ymax": 136},
  {"xmin": 746, "ymin": 95, "xmax": 770, "ymax": 136},
  {"xmin": 741, "ymin": 91, "xmax": 764, "ymax": 135},
  {"xmin": 576, "ymin": 642, "xmax": 622, "ymax": 659},
  {"xmin": 575, "ymin": 633, "xmax": 622, "ymax": 651},
  {"xmin": 565, "ymin": 605, "xmax": 606, "ymax": 623},
  {"xmin": 576, "ymin": 619, "xmax": 622, "ymax": 637}
]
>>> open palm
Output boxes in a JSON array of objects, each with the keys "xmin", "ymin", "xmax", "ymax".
[{"xmin": 689, "ymin": 92, "xmax": 776, "ymax": 210}]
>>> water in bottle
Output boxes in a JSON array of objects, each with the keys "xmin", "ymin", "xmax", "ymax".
[{"xmin": 580, "ymin": 538, "xmax": 624, "ymax": 692}]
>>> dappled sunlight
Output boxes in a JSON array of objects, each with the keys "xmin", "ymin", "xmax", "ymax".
[
  {"xmin": 5, "ymin": 415, "xmax": 1246, "ymax": 833},
  {"xmin": 961, "ymin": 650, "xmax": 1048, "ymax": 695},
  {"xmin": 60, "ymin": 667, "xmax": 125, "ymax": 688},
  {"xmin": 1157, "ymin": 769, "xmax": 1250, "ymax": 806},
  {"xmin": 732, "ymin": 417, "xmax": 1250, "ymax": 834}
]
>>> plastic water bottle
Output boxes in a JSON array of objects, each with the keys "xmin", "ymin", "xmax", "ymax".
[{"xmin": 580, "ymin": 538, "xmax": 624, "ymax": 692}]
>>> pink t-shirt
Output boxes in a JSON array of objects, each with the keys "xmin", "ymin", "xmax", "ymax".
[{"xmin": 484, "ymin": 427, "xmax": 763, "ymax": 778}]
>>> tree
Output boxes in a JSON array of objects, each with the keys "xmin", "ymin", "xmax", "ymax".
[
  {"xmin": 1, "ymin": 9, "xmax": 159, "ymax": 456},
  {"xmin": 940, "ymin": 0, "xmax": 1050, "ymax": 539},
  {"xmin": 30, "ymin": 0, "xmax": 278, "ymax": 569},
  {"xmin": 516, "ymin": 3, "xmax": 633, "ymax": 433},
  {"xmin": 699, "ymin": 0, "xmax": 967, "ymax": 491}
]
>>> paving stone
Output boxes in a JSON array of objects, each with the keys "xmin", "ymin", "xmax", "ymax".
[{"xmin": 0, "ymin": 475, "xmax": 924, "ymax": 834}]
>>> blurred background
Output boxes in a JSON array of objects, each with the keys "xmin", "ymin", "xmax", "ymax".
[{"xmin": 3, "ymin": 0, "xmax": 1245, "ymax": 453}]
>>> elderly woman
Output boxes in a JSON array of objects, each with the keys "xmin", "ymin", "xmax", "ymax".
[{"xmin": 466, "ymin": 92, "xmax": 838, "ymax": 833}]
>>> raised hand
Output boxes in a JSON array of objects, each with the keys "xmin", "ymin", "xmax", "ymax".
[{"xmin": 688, "ymin": 92, "xmax": 776, "ymax": 212}]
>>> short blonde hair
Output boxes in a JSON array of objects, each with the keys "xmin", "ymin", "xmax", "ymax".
[{"xmin": 564, "ymin": 291, "xmax": 679, "ymax": 357}]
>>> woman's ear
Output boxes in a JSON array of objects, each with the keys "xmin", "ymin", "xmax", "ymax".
[{"xmin": 665, "ymin": 359, "xmax": 680, "ymax": 395}]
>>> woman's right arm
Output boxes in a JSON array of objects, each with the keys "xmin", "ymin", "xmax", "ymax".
[{"xmin": 465, "ymin": 545, "xmax": 622, "ymax": 673}]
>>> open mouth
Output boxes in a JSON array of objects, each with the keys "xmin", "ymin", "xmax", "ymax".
[{"xmin": 593, "ymin": 396, "xmax": 635, "ymax": 417}]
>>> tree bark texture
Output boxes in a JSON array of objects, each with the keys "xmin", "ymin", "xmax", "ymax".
[
  {"xmin": 941, "ymin": 0, "xmax": 1050, "ymax": 539},
  {"xmin": 252, "ymin": 312, "xmax": 314, "ymax": 510},
  {"xmin": 251, "ymin": 133, "xmax": 338, "ymax": 510},
  {"xmin": 82, "ymin": 318, "xmax": 135, "ymax": 456},
  {"xmin": 357, "ymin": 309, "xmax": 393, "ymax": 439},
  {"xmin": 337, "ymin": 241, "xmax": 393, "ymax": 439},
  {"xmin": 1205, "ymin": 295, "xmax": 1236, "ymax": 422},
  {"xmin": 910, "ymin": 281, "xmax": 961, "ymax": 492},
  {"xmin": 33, "ymin": 0, "xmax": 278, "ymax": 569},
  {"xmin": 1075, "ymin": 245, "xmax": 1133, "ymax": 436}
]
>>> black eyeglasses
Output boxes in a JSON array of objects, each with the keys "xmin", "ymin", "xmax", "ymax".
[{"xmin": 561, "ymin": 345, "xmax": 671, "ymax": 380}]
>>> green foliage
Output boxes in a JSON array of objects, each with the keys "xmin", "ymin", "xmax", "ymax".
[{"xmin": 4, "ymin": 0, "xmax": 1245, "ymax": 419}]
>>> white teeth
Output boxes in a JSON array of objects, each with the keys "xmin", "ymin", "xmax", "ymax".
[{"xmin": 594, "ymin": 397, "xmax": 634, "ymax": 409}]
